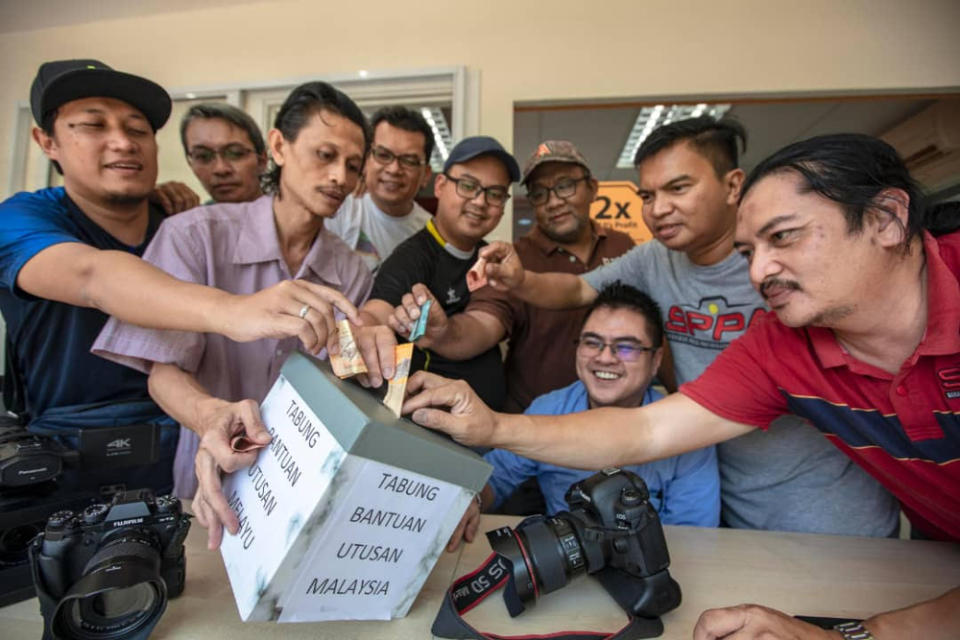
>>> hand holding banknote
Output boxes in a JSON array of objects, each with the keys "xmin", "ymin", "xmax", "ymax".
[
  {"xmin": 477, "ymin": 241, "xmax": 526, "ymax": 292},
  {"xmin": 389, "ymin": 283, "xmax": 448, "ymax": 349}
]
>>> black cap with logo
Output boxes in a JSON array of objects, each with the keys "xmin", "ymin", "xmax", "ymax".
[{"xmin": 30, "ymin": 59, "xmax": 172, "ymax": 131}]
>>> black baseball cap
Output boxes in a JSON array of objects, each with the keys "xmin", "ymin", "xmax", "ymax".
[
  {"xmin": 30, "ymin": 59, "xmax": 172, "ymax": 131},
  {"xmin": 443, "ymin": 136, "xmax": 520, "ymax": 183}
]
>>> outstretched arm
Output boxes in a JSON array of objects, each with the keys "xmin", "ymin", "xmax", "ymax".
[
  {"xmin": 18, "ymin": 242, "xmax": 360, "ymax": 354},
  {"xmin": 479, "ymin": 241, "xmax": 598, "ymax": 309},
  {"xmin": 402, "ymin": 371, "xmax": 754, "ymax": 469}
]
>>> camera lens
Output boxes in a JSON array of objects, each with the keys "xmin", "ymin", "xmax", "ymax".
[
  {"xmin": 487, "ymin": 515, "xmax": 589, "ymax": 606},
  {"xmin": 63, "ymin": 581, "xmax": 162, "ymax": 638},
  {"xmin": 52, "ymin": 533, "xmax": 167, "ymax": 639}
]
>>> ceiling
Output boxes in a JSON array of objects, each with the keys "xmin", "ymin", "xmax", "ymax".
[{"xmin": 514, "ymin": 97, "xmax": 939, "ymax": 183}]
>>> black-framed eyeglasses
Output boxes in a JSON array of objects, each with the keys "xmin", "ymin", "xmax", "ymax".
[
  {"xmin": 526, "ymin": 175, "xmax": 590, "ymax": 206},
  {"xmin": 370, "ymin": 145, "xmax": 427, "ymax": 170},
  {"xmin": 443, "ymin": 173, "xmax": 511, "ymax": 207},
  {"xmin": 575, "ymin": 335, "xmax": 657, "ymax": 362},
  {"xmin": 187, "ymin": 145, "xmax": 255, "ymax": 165}
]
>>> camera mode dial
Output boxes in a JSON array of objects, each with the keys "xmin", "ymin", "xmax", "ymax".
[{"xmin": 81, "ymin": 503, "xmax": 109, "ymax": 525}]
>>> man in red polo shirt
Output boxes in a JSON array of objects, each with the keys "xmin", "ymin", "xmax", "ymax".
[{"xmin": 404, "ymin": 134, "xmax": 960, "ymax": 639}]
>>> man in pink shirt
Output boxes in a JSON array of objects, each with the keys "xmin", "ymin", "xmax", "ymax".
[{"xmin": 95, "ymin": 81, "xmax": 396, "ymax": 548}]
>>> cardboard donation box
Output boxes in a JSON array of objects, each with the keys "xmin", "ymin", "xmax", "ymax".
[{"xmin": 219, "ymin": 352, "xmax": 491, "ymax": 622}]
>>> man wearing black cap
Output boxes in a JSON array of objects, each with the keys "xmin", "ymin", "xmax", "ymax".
[
  {"xmin": 360, "ymin": 136, "xmax": 519, "ymax": 410},
  {"xmin": 0, "ymin": 60, "xmax": 362, "ymax": 494}
]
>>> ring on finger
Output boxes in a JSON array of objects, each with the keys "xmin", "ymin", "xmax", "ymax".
[{"xmin": 298, "ymin": 304, "xmax": 310, "ymax": 319}]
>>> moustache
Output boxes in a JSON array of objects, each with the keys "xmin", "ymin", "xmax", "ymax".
[{"xmin": 760, "ymin": 278, "xmax": 802, "ymax": 298}]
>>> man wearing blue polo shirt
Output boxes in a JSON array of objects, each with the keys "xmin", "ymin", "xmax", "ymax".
[{"xmin": 471, "ymin": 282, "xmax": 719, "ymax": 530}]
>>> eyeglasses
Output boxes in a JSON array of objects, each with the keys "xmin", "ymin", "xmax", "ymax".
[
  {"xmin": 526, "ymin": 175, "xmax": 590, "ymax": 206},
  {"xmin": 370, "ymin": 146, "xmax": 427, "ymax": 170},
  {"xmin": 575, "ymin": 335, "xmax": 657, "ymax": 362},
  {"xmin": 443, "ymin": 173, "xmax": 511, "ymax": 207},
  {"xmin": 187, "ymin": 145, "xmax": 255, "ymax": 165}
]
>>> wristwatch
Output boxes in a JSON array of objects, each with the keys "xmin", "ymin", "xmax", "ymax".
[{"xmin": 833, "ymin": 621, "xmax": 875, "ymax": 639}]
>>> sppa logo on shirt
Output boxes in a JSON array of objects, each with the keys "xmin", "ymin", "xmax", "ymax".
[{"xmin": 664, "ymin": 296, "xmax": 764, "ymax": 350}]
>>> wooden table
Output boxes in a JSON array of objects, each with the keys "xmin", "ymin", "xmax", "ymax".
[{"xmin": 2, "ymin": 513, "xmax": 957, "ymax": 639}]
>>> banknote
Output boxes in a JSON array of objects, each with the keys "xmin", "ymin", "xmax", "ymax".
[
  {"xmin": 230, "ymin": 434, "xmax": 267, "ymax": 453},
  {"xmin": 330, "ymin": 318, "xmax": 368, "ymax": 378},
  {"xmin": 467, "ymin": 256, "xmax": 488, "ymax": 292},
  {"xmin": 382, "ymin": 343, "xmax": 414, "ymax": 417},
  {"xmin": 408, "ymin": 299, "xmax": 432, "ymax": 342}
]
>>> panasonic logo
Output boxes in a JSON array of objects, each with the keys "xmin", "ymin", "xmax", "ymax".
[{"xmin": 18, "ymin": 467, "xmax": 50, "ymax": 475}]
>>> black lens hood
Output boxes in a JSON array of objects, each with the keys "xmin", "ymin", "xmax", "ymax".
[{"xmin": 51, "ymin": 557, "xmax": 166, "ymax": 640}]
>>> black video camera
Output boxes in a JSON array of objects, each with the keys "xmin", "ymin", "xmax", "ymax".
[
  {"xmin": 29, "ymin": 489, "xmax": 190, "ymax": 640},
  {"xmin": 0, "ymin": 421, "xmax": 77, "ymax": 489},
  {"xmin": 487, "ymin": 468, "xmax": 681, "ymax": 619}
]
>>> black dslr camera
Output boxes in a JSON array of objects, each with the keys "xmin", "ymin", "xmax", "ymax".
[
  {"xmin": 487, "ymin": 468, "xmax": 681, "ymax": 619},
  {"xmin": 29, "ymin": 489, "xmax": 191, "ymax": 640}
]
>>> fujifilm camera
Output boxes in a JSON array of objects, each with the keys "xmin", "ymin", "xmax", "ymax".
[
  {"xmin": 487, "ymin": 468, "xmax": 682, "ymax": 619},
  {"xmin": 29, "ymin": 489, "xmax": 191, "ymax": 640}
]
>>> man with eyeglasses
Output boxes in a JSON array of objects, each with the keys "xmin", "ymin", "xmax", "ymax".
[
  {"xmin": 448, "ymin": 282, "xmax": 718, "ymax": 547},
  {"xmin": 327, "ymin": 106, "xmax": 434, "ymax": 272},
  {"xmin": 389, "ymin": 140, "xmax": 634, "ymax": 418},
  {"xmin": 360, "ymin": 136, "xmax": 519, "ymax": 410},
  {"xmin": 180, "ymin": 103, "xmax": 266, "ymax": 204}
]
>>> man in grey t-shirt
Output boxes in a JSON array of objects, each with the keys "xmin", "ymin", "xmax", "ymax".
[{"xmin": 478, "ymin": 117, "xmax": 898, "ymax": 536}]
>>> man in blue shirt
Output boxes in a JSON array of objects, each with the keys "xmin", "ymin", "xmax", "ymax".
[{"xmin": 458, "ymin": 282, "xmax": 718, "ymax": 540}]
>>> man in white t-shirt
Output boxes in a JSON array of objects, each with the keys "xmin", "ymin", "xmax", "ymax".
[{"xmin": 327, "ymin": 106, "xmax": 434, "ymax": 272}]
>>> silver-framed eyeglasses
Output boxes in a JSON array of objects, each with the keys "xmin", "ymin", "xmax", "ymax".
[
  {"xmin": 527, "ymin": 175, "xmax": 590, "ymax": 206},
  {"xmin": 443, "ymin": 173, "xmax": 511, "ymax": 207},
  {"xmin": 575, "ymin": 334, "xmax": 657, "ymax": 362},
  {"xmin": 187, "ymin": 145, "xmax": 255, "ymax": 165},
  {"xmin": 370, "ymin": 145, "xmax": 426, "ymax": 170}
]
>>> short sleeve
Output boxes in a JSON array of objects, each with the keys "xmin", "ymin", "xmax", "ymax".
[
  {"xmin": 325, "ymin": 195, "xmax": 360, "ymax": 250},
  {"xmin": 92, "ymin": 219, "xmax": 209, "ymax": 374},
  {"xmin": 582, "ymin": 243, "xmax": 651, "ymax": 293},
  {"xmin": 680, "ymin": 313, "xmax": 790, "ymax": 428},
  {"xmin": 368, "ymin": 236, "xmax": 433, "ymax": 306},
  {"xmin": 464, "ymin": 285, "xmax": 515, "ymax": 337},
  {"xmin": 0, "ymin": 190, "xmax": 81, "ymax": 297}
]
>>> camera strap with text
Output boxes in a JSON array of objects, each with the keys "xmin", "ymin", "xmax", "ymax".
[{"xmin": 431, "ymin": 552, "xmax": 665, "ymax": 640}]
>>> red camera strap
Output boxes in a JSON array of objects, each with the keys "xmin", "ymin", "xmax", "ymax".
[{"xmin": 431, "ymin": 552, "xmax": 665, "ymax": 640}]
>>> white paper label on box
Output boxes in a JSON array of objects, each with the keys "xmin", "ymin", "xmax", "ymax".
[
  {"xmin": 277, "ymin": 456, "xmax": 471, "ymax": 621},
  {"xmin": 220, "ymin": 375, "xmax": 347, "ymax": 620}
]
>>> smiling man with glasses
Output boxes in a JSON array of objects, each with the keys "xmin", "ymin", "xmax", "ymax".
[
  {"xmin": 448, "ymin": 282, "xmax": 718, "ymax": 546},
  {"xmin": 180, "ymin": 102, "xmax": 266, "ymax": 204},
  {"xmin": 360, "ymin": 135, "xmax": 519, "ymax": 411},
  {"xmin": 327, "ymin": 106, "xmax": 434, "ymax": 272}
]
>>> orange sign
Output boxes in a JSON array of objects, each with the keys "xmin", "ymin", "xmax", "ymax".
[{"xmin": 590, "ymin": 181, "xmax": 652, "ymax": 245}]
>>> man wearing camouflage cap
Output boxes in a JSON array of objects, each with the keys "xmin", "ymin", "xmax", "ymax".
[{"xmin": 393, "ymin": 140, "xmax": 635, "ymax": 414}]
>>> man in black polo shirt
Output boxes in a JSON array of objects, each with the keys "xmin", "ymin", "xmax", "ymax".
[{"xmin": 361, "ymin": 137, "xmax": 519, "ymax": 410}]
